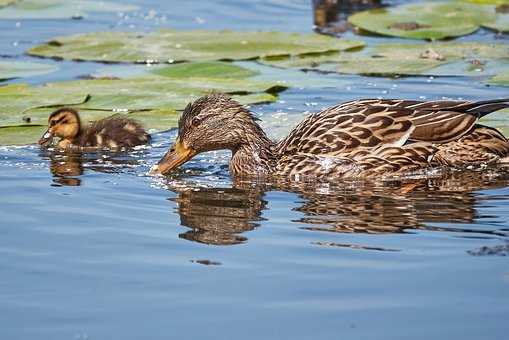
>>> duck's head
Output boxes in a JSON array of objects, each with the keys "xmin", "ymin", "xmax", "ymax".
[
  {"xmin": 38, "ymin": 108, "xmax": 81, "ymax": 146},
  {"xmin": 150, "ymin": 93, "xmax": 260, "ymax": 176}
]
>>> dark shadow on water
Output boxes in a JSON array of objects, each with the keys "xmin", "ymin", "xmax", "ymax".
[{"xmin": 162, "ymin": 169, "xmax": 509, "ymax": 246}]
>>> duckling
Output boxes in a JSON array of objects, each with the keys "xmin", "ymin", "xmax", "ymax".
[
  {"xmin": 150, "ymin": 93, "xmax": 509, "ymax": 179},
  {"xmin": 38, "ymin": 108, "xmax": 151, "ymax": 150}
]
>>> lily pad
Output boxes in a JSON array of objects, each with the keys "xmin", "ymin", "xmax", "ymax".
[
  {"xmin": 461, "ymin": 0, "xmax": 509, "ymax": 4},
  {"xmin": 348, "ymin": 2, "xmax": 494, "ymax": 40},
  {"xmin": 483, "ymin": 6, "xmax": 509, "ymax": 32},
  {"xmin": 479, "ymin": 108, "xmax": 509, "ymax": 138},
  {"xmin": 0, "ymin": 0, "xmax": 16, "ymax": 8},
  {"xmin": 488, "ymin": 69, "xmax": 509, "ymax": 85},
  {"xmin": 150, "ymin": 61, "xmax": 259, "ymax": 79},
  {"xmin": 0, "ymin": 62, "xmax": 287, "ymax": 145},
  {"xmin": 262, "ymin": 42, "xmax": 509, "ymax": 77},
  {"xmin": 0, "ymin": 61, "xmax": 58, "ymax": 81},
  {"xmin": 0, "ymin": 125, "xmax": 47, "ymax": 146},
  {"xmin": 28, "ymin": 29, "xmax": 365, "ymax": 63},
  {"xmin": 0, "ymin": 0, "xmax": 138, "ymax": 19}
]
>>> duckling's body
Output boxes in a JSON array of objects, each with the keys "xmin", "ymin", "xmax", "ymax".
[
  {"xmin": 39, "ymin": 108, "xmax": 150, "ymax": 150},
  {"xmin": 151, "ymin": 94, "xmax": 509, "ymax": 179}
]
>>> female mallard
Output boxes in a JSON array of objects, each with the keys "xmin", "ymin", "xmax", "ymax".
[
  {"xmin": 38, "ymin": 108, "xmax": 150, "ymax": 150},
  {"xmin": 150, "ymin": 93, "xmax": 509, "ymax": 179}
]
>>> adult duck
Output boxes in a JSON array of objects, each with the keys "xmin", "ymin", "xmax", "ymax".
[{"xmin": 150, "ymin": 93, "xmax": 509, "ymax": 179}]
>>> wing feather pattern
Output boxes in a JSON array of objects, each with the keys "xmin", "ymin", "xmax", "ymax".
[{"xmin": 275, "ymin": 98, "xmax": 509, "ymax": 178}]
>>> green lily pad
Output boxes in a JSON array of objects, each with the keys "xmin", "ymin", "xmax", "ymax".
[
  {"xmin": 0, "ymin": 61, "xmax": 58, "ymax": 81},
  {"xmin": 488, "ymin": 69, "xmax": 509, "ymax": 85},
  {"xmin": 482, "ymin": 5, "xmax": 509, "ymax": 32},
  {"xmin": 348, "ymin": 2, "xmax": 494, "ymax": 40},
  {"xmin": 461, "ymin": 0, "xmax": 509, "ymax": 4},
  {"xmin": 0, "ymin": 0, "xmax": 16, "ymax": 8},
  {"xmin": 28, "ymin": 29, "xmax": 365, "ymax": 63},
  {"xmin": 150, "ymin": 61, "xmax": 259, "ymax": 79},
  {"xmin": 262, "ymin": 42, "xmax": 509, "ymax": 77},
  {"xmin": 479, "ymin": 108, "xmax": 509, "ymax": 137},
  {"xmin": 0, "ymin": 62, "xmax": 287, "ymax": 145},
  {"xmin": 0, "ymin": 0, "xmax": 138, "ymax": 19},
  {"xmin": 484, "ymin": 16, "xmax": 509, "ymax": 32},
  {"xmin": 0, "ymin": 125, "xmax": 47, "ymax": 146}
]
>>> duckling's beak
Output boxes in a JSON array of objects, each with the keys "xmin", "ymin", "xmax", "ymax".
[
  {"xmin": 38, "ymin": 130, "xmax": 54, "ymax": 146},
  {"xmin": 149, "ymin": 138, "xmax": 196, "ymax": 175}
]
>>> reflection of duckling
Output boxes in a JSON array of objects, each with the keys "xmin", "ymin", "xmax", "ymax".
[{"xmin": 38, "ymin": 108, "xmax": 150, "ymax": 150}]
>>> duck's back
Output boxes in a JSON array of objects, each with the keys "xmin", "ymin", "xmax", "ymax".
[
  {"xmin": 277, "ymin": 98, "xmax": 509, "ymax": 156},
  {"xmin": 79, "ymin": 116, "xmax": 151, "ymax": 148},
  {"xmin": 274, "ymin": 98, "xmax": 509, "ymax": 178}
]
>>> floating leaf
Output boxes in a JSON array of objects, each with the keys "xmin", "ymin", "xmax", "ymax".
[
  {"xmin": 461, "ymin": 0, "xmax": 509, "ymax": 4},
  {"xmin": 0, "ymin": 62, "xmax": 287, "ymax": 145},
  {"xmin": 0, "ymin": 61, "xmax": 58, "ymax": 81},
  {"xmin": 0, "ymin": 125, "xmax": 46, "ymax": 146},
  {"xmin": 28, "ymin": 29, "xmax": 365, "ymax": 63},
  {"xmin": 262, "ymin": 42, "xmax": 509, "ymax": 77},
  {"xmin": 483, "ymin": 7, "xmax": 509, "ymax": 32},
  {"xmin": 0, "ymin": 0, "xmax": 15, "ymax": 8},
  {"xmin": 348, "ymin": 2, "xmax": 494, "ymax": 40},
  {"xmin": 150, "ymin": 61, "xmax": 259, "ymax": 79},
  {"xmin": 0, "ymin": 0, "xmax": 138, "ymax": 19},
  {"xmin": 489, "ymin": 69, "xmax": 509, "ymax": 85},
  {"xmin": 480, "ymin": 108, "xmax": 509, "ymax": 138},
  {"xmin": 0, "ymin": 83, "xmax": 90, "ymax": 124}
]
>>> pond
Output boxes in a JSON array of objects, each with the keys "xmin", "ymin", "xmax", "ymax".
[{"xmin": 1, "ymin": 1, "xmax": 508, "ymax": 339}]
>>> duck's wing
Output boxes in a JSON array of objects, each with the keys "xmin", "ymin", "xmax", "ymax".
[
  {"xmin": 434, "ymin": 125, "xmax": 509, "ymax": 167},
  {"xmin": 276, "ymin": 98, "xmax": 509, "ymax": 158},
  {"xmin": 80, "ymin": 115, "xmax": 151, "ymax": 148},
  {"xmin": 276, "ymin": 142, "xmax": 438, "ymax": 179},
  {"xmin": 407, "ymin": 99, "xmax": 509, "ymax": 142},
  {"xmin": 276, "ymin": 101, "xmax": 419, "ymax": 158}
]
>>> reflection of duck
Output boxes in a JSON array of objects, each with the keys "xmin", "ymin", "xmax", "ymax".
[
  {"xmin": 165, "ymin": 171, "xmax": 509, "ymax": 245},
  {"xmin": 172, "ymin": 187, "xmax": 267, "ymax": 245},
  {"xmin": 38, "ymin": 108, "xmax": 150, "ymax": 150},
  {"xmin": 151, "ymin": 94, "xmax": 509, "ymax": 179},
  {"xmin": 297, "ymin": 172, "xmax": 509, "ymax": 236},
  {"xmin": 313, "ymin": 0, "xmax": 382, "ymax": 34}
]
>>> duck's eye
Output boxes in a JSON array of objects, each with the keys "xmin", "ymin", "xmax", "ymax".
[
  {"xmin": 49, "ymin": 121, "xmax": 56, "ymax": 127},
  {"xmin": 191, "ymin": 116, "xmax": 202, "ymax": 127}
]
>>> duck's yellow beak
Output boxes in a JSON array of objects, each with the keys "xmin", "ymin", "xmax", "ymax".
[
  {"xmin": 149, "ymin": 138, "xmax": 196, "ymax": 175},
  {"xmin": 38, "ymin": 130, "xmax": 54, "ymax": 146}
]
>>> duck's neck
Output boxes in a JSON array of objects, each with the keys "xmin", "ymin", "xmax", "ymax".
[
  {"xmin": 229, "ymin": 121, "xmax": 277, "ymax": 177},
  {"xmin": 59, "ymin": 128, "xmax": 83, "ymax": 149}
]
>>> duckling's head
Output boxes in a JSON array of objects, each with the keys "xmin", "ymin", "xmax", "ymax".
[
  {"xmin": 150, "ymin": 93, "xmax": 260, "ymax": 175},
  {"xmin": 39, "ymin": 108, "xmax": 81, "ymax": 146}
]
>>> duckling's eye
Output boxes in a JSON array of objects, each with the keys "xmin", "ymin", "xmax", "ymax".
[{"xmin": 49, "ymin": 121, "xmax": 56, "ymax": 127}]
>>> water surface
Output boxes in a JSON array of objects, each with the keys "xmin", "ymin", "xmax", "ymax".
[{"xmin": 1, "ymin": 1, "xmax": 508, "ymax": 339}]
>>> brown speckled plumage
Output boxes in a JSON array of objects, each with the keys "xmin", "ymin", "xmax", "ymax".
[
  {"xmin": 39, "ymin": 108, "xmax": 150, "ymax": 150},
  {"xmin": 152, "ymin": 93, "xmax": 509, "ymax": 179}
]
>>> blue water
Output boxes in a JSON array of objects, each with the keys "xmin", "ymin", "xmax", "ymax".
[{"xmin": 1, "ymin": 1, "xmax": 508, "ymax": 339}]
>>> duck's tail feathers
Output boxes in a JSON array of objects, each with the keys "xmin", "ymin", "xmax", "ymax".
[{"xmin": 438, "ymin": 98, "xmax": 509, "ymax": 117}]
